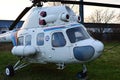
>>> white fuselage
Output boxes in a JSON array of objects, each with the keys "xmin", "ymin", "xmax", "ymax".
[{"xmin": 12, "ymin": 23, "xmax": 104, "ymax": 64}]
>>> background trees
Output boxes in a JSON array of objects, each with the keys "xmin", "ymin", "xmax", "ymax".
[{"xmin": 85, "ymin": 9, "xmax": 120, "ymax": 23}]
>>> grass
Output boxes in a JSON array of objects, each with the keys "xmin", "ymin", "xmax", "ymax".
[{"xmin": 0, "ymin": 42, "xmax": 120, "ymax": 80}]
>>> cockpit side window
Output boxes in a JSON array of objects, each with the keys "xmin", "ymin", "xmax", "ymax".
[
  {"xmin": 52, "ymin": 32, "xmax": 66, "ymax": 47},
  {"xmin": 18, "ymin": 36, "xmax": 24, "ymax": 46},
  {"xmin": 67, "ymin": 27, "xmax": 90, "ymax": 43},
  {"xmin": 37, "ymin": 33, "xmax": 44, "ymax": 46},
  {"xmin": 25, "ymin": 35, "xmax": 31, "ymax": 46}
]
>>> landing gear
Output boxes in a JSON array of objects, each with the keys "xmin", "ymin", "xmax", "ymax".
[
  {"xmin": 76, "ymin": 64, "xmax": 88, "ymax": 80},
  {"xmin": 5, "ymin": 57, "xmax": 30, "ymax": 77}
]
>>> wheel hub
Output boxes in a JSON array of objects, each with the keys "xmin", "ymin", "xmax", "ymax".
[{"xmin": 5, "ymin": 68, "xmax": 10, "ymax": 76}]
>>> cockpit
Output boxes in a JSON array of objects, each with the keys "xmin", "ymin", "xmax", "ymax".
[
  {"xmin": 51, "ymin": 25, "xmax": 91, "ymax": 47},
  {"xmin": 66, "ymin": 26, "xmax": 90, "ymax": 43}
]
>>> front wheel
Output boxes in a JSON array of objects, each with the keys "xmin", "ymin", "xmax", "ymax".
[
  {"xmin": 76, "ymin": 71, "xmax": 88, "ymax": 80},
  {"xmin": 5, "ymin": 65, "xmax": 14, "ymax": 76}
]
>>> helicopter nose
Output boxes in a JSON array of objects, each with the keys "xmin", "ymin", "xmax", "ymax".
[
  {"xmin": 73, "ymin": 46, "xmax": 95, "ymax": 61},
  {"xmin": 92, "ymin": 40, "xmax": 104, "ymax": 58}
]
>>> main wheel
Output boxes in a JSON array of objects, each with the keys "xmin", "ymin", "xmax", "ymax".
[{"xmin": 5, "ymin": 65, "xmax": 14, "ymax": 76}]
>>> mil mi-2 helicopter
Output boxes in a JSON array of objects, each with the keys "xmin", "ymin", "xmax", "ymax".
[{"xmin": 0, "ymin": 0, "xmax": 105, "ymax": 79}]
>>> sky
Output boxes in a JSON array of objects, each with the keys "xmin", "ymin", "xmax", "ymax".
[
  {"xmin": 0, "ymin": 0, "xmax": 32, "ymax": 20},
  {"xmin": 0, "ymin": 0, "xmax": 120, "ymax": 20}
]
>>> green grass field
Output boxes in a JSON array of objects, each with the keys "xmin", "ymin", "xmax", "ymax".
[{"xmin": 0, "ymin": 42, "xmax": 120, "ymax": 80}]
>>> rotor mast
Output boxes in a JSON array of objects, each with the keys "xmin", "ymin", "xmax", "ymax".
[{"xmin": 31, "ymin": 0, "xmax": 43, "ymax": 7}]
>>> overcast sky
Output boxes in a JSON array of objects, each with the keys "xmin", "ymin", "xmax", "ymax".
[
  {"xmin": 0, "ymin": 0, "xmax": 120, "ymax": 20},
  {"xmin": 85, "ymin": 0, "xmax": 120, "ymax": 4}
]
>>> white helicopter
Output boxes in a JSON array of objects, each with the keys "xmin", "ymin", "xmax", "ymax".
[{"xmin": 0, "ymin": 0, "xmax": 104, "ymax": 79}]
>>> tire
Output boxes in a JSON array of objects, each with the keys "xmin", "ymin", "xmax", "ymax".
[
  {"xmin": 5, "ymin": 65, "xmax": 14, "ymax": 76},
  {"xmin": 76, "ymin": 71, "xmax": 87, "ymax": 80}
]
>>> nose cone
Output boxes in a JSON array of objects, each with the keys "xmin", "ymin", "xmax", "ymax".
[
  {"xmin": 93, "ymin": 40, "xmax": 104, "ymax": 58},
  {"xmin": 73, "ymin": 46, "xmax": 95, "ymax": 61}
]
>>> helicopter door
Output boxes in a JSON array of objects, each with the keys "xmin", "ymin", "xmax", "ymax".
[
  {"xmin": 50, "ymin": 32, "xmax": 71, "ymax": 62},
  {"xmin": 36, "ymin": 33, "xmax": 45, "ymax": 56}
]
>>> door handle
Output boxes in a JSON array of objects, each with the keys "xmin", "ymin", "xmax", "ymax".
[{"xmin": 52, "ymin": 48, "xmax": 55, "ymax": 50}]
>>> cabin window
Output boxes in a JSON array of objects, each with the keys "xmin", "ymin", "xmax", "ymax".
[
  {"xmin": 18, "ymin": 36, "xmax": 24, "ymax": 46},
  {"xmin": 52, "ymin": 32, "xmax": 66, "ymax": 47},
  {"xmin": 66, "ymin": 27, "xmax": 90, "ymax": 43},
  {"xmin": 37, "ymin": 33, "xmax": 44, "ymax": 46},
  {"xmin": 25, "ymin": 35, "xmax": 31, "ymax": 46}
]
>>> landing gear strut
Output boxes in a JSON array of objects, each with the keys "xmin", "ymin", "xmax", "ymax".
[
  {"xmin": 76, "ymin": 64, "xmax": 88, "ymax": 80},
  {"xmin": 5, "ymin": 57, "xmax": 30, "ymax": 76}
]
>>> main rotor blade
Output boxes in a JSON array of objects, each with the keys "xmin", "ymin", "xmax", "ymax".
[
  {"xmin": 39, "ymin": 0, "xmax": 120, "ymax": 8},
  {"xmin": 61, "ymin": 1, "xmax": 120, "ymax": 8},
  {"xmin": 9, "ymin": 7, "xmax": 32, "ymax": 30}
]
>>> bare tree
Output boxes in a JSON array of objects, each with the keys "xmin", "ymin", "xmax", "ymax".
[
  {"xmin": 85, "ymin": 9, "xmax": 119, "ymax": 34},
  {"xmin": 85, "ymin": 9, "xmax": 116, "ymax": 23},
  {"xmin": 116, "ymin": 13, "xmax": 120, "ymax": 23}
]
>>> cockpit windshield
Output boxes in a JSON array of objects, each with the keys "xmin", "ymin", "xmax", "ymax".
[{"xmin": 66, "ymin": 27, "xmax": 90, "ymax": 43}]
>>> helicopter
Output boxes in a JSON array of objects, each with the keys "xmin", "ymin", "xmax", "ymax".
[{"xmin": 0, "ymin": 0, "xmax": 104, "ymax": 79}]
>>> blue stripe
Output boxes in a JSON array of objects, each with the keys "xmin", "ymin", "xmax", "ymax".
[
  {"xmin": 44, "ymin": 24, "xmax": 80, "ymax": 32},
  {"xmin": 11, "ymin": 30, "xmax": 17, "ymax": 46},
  {"xmin": 44, "ymin": 26, "xmax": 65, "ymax": 32},
  {"xmin": 70, "ymin": 24, "xmax": 80, "ymax": 27}
]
